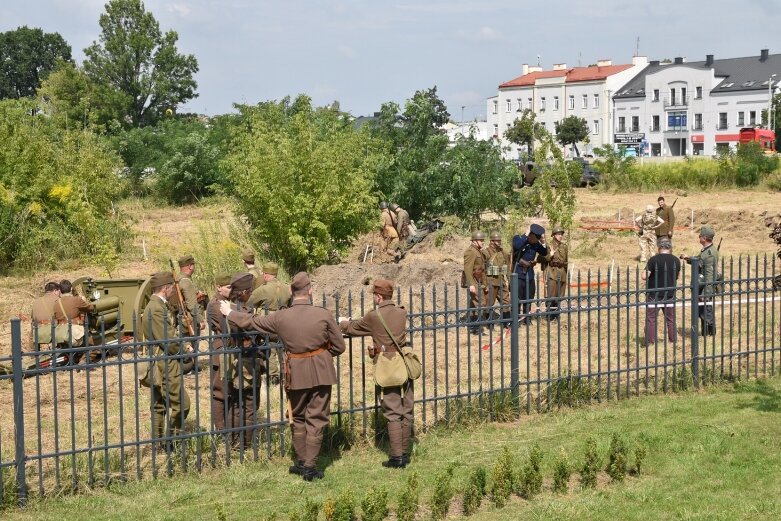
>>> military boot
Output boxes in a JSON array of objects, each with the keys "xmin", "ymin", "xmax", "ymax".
[
  {"xmin": 383, "ymin": 421, "xmax": 406, "ymax": 468},
  {"xmin": 302, "ymin": 466, "xmax": 324, "ymax": 481},
  {"xmin": 288, "ymin": 460, "xmax": 305, "ymax": 476}
]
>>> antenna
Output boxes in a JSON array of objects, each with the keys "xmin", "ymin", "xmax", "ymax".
[
  {"xmin": 578, "ymin": 52, "xmax": 582, "ymax": 67},
  {"xmin": 537, "ymin": 54, "xmax": 541, "ymax": 67},
  {"xmin": 635, "ymin": 36, "xmax": 640, "ymax": 57}
]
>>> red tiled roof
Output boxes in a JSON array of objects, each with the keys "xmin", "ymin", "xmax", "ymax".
[{"xmin": 498, "ymin": 63, "xmax": 634, "ymax": 89}]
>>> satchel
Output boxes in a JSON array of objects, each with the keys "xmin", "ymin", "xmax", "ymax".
[
  {"xmin": 376, "ymin": 310, "xmax": 422, "ymax": 383},
  {"xmin": 373, "ymin": 352, "xmax": 409, "ymax": 387}
]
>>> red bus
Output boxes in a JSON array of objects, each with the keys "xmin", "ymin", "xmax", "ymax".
[{"xmin": 739, "ymin": 127, "xmax": 776, "ymax": 153}]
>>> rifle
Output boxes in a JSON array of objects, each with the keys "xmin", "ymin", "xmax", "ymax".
[
  {"xmin": 670, "ymin": 197, "xmax": 678, "ymax": 208},
  {"xmin": 169, "ymin": 259, "xmax": 196, "ymax": 337},
  {"xmin": 717, "ymin": 237, "xmax": 723, "ymax": 251}
]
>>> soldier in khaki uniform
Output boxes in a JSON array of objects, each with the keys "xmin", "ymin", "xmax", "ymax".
[
  {"xmin": 206, "ymin": 273, "xmax": 233, "ymax": 436},
  {"xmin": 542, "ymin": 226, "xmax": 569, "ymax": 321},
  {"xmin": 219, "ymin": 272, "xmax": 346, "ymax": 481},
  {"xmin": 635, "ymin": 205, "xmax": 664, "ymax": 262},
  {"xmin": 247, "ymin": 261, "xmax": 290, "ymax": 384},
  {"xmin": 31, "ymin": 281, "xmax": 65, "ymax": 350},
  {"xmin": 463, "ymin": 230, "xmax": 488, "ymax": 335},
  {"xmin": 380, "ymin": 201, "xmax": 399, "ymax": 260},
  {"xmin": 178, "ymin": 255, "xmax": 206, "ymax": 323},
  {"xmin": 681, "ymin": 226, "xmax": 719, "ymax": 336},
  {"xmin": 340, "ymin": 279, "xmax": 413, "ymax": 468},
  {"xmin": 242, "ymin": 250, "xmax": 263, "ymax": 291},
  {"xmin": 140, "ymin": 272, "xmax": 191, "ymax": 449},
  {"xmin": 655, "ymin": 196, "xmax": 675, "ymax": 243},
  {"xmin": 390, "ymin": 203, "xmax": 411, "ymax": 249},
  {"xmin": 485, "ymin": 231, "xmax": 511, "ymax": 323},
  {"xmin": 54, "ymin": 279, "xmax": 95, "ymax": 362}
]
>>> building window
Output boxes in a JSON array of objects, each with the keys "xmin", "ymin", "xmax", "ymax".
[
  {"xmin": 582, "ymin": 94, "xmax": 588, "ymax": 109},
  {"xmin": 631, "ymin": 116, "xmax": 639, "ymax": 132},
  {"xmin": 652, "ymin": 115, "xmax": 660, "ymax": 132},
  {"xmin": 568, "ymin": 95, "xmax": 575, "ymax": 109},
  {"xmin": 527, "ymin": 97, "xmax": 533, "ymax": 110},
  {"xmin": 737, "ymin": 111, "xmax": 745, "ymax": 126},
  {"xmin": 670, "ymin": 88, "xmax": 677, "ymax": 106},
  {"xmin": 718, "ymin": 112, "xmax": 728, "ymax": 130},
  {"xmin": 652, "ymin": 89, "xmax": 660, "ymax": 102},
  {"xmin": 492, "ymin": 100, "xmax": 498, "ymax": 114},
  {"xmin": 694, "ymin": 113, "xmax": 702, "ymax": 130},
  {"xmin": 618, "ymin": 116, "xmax": 626, "ymax": 132},
  {"xmin": 517, "ymin": 98, "xmax": 522, "ymax": 112},
  {"xmin": 667, "ymin": 111, "xmax": 687, "ymax": 130},
  {"xmin": 553, "ymin": 96, "xmax": 559, "ymax": 110},
  {"xmin": 749, "ymin": 110, "xmax": 757, "ymax": 125},
  {"xmin": 493, "ymin": 124, "xmax": 498, "ymax": 137},
  {"xmin": 593, "ymin": 94, "xmax": 599, "ymax": 108},
  {"xmin": 695, "ymin": 86, "xmax": 702, "ymax": 99},
  {"xmin": 506, "ymin": 99, "xmax": 512, "ymax": 113},
  {"xmin": 593, "ymin": 120, "xmax": 599, "ymax": 135},
  {"xmin": 540, "ymin": 97, "xmax": 546, "ymax": 111},
  {"xmin": 681, "ymin": 87, "xmax": 687, "ymax": 102}
]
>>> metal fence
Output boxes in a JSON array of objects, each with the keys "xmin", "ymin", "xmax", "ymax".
[{"xmin": 1, "ymin": 254, "xmax": 779, "ymax": 506}]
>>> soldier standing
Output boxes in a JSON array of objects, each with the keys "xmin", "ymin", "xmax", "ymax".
[
  {"xmin": 380, "ymin": 201, "xmax": 400, "ymax": 260},
  {"xmin": 177, "ymin": 255, "xmax": 206, "ymax": 323},
  {"xmin": 512, "ymin": 224, "xmax": 549, "ymax": 324},
  {"xmin": 339, "ymin": 279, "xmax": 414, "ymax": 468},
  {"xmin": 542, "ymin": 226, "xmax": 569, "ymax": 321},
  {"xmin": 485, "ymin": 231, "xmax": 511, "ymax": 323},
  {"xmin": 242, "ymin": 250, "xmax": 263, "ymax": 291},
  {"xmin": 246, "ymin": 261, "xmax": 290, "ymax": 384},
  {"xmin": 463, "ymin": 230, "xmax": 488, "ymax": 335},
  {"xmin": 219, "ymin": 272, "xmax": 346, "ymax": 481},
  {"xmin": 635, "ymin": 205, "xmax": 664, "ymax": 262},
  {"xmin": 206, "ymin": 272, "xmax": 233, "ymax": 437},
  {"xmin": 140, "ymin": 272, "xmax": 191, "ymax": 450},
  {"xmin": 655, "ymin": 196, "xmax": 675, "ymax": 244},
  {"xmin": 681, "ymin": 227, "xmax": 719, "ymax": 336},
  {"xmin": 391, "ymin": 203, "xmax": 411, "ymax": 249}
]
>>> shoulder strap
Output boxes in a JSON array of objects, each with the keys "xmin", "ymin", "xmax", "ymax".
[
  {"xmin": 57, "ymin": 299, "xmax": 68, "ymax": 320},
  {"xmin": 376, "ymin": 308, "xmax": 402, "ymax": 351}
]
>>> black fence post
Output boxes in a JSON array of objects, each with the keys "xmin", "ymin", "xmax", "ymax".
[
  {"xmin": 510, "ymin": 273, "xmax": 519, "ymax": 408},
  {"xmin": 690, "ymin": 257, "xmax": 701, "ymax": 389},
  {"xmin": 11, "ymin": 318, "xmax": 27, "ymax": 506}
]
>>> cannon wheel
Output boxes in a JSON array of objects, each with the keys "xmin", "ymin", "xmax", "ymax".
[{"xmin": 133, "ymin": 276, "xmax": 153, "ymax": 324}]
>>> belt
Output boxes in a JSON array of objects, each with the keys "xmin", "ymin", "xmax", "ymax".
[
  {"xmin": 35, "ymin": 319, "xmax": 53, "ymax": 326},
  {"xmin": 375, "ymin": 344, "xmax": 400, "ymax": 354},
  {"xmin": 57, "ymin": 317, "xmax": 84, "ymax": 325},
  {"xmin": 287, "ymin": 346, "xmax": 328, "ymax": 359}
]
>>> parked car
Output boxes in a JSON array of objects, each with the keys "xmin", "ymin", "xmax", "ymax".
[
  {"xmin": 568, "ymin": 157, "xmax": 600, "ymax": 187},
  {"xmin": 519, "ymin": 158, "xmax": 600, "ymax": 188}
]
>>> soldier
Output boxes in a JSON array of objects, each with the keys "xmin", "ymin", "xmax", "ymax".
[
  {"xmin": 390, "ymin": 203, "xmax": 411, "ymax": 249},
  {"xmin": 463, "ymin": 230, "xmax": 488, "ymax": 335},
  {"xmin": 655, "ymin": 196, "xmax": 675, "ymax": 243},
  {"xmin": 30, "ymin": 281, "xmax": 64, "ymax": 350},
  {"xmin": 512, "ymin": 224, "xmax": 549, "ymax": 324},
  {"xmin": 206, "ymin": 272, "xmax": 233, "ymax": 437},
  {"xmin": 339, "ymin": 279, "xmax": 414, "ymax": 468},
  {"xmin": 218, "ymin": 272, "xmax": 346, "ymax": 481},
  {"xmin": 140, "ymin": 272, "xmax": 191, "ymax": 450},
  {"xmin": 485, "ymin": 231, "xmax": 511, "ymax": 324},
  {"xmin": 246, "ymin": 261, "xmax": 290, "ymax": 384},
  {"xmin": 53, "ymin": 279, "xmax": 94, "ymax": 362},
  {"xmin": 681, "ymin": 226, "xmax": 719, "ymax": 336},
  {"xmin": 177, "ymin": 255, "xmax": 207, "ymax": 322},
  {"xmin": 242, "ymin": 250, "xmax": 263, "ymax": 291},
  {"xmin": 542, "ymin": 226, "xmax": 569, "ymax": 321},
  {"xmin": 380, "ymin": 201, "xmax": 400, "ymax": 260},
  {"xmin": 635, "ymin": 205, "xmax": 664, "ymax": 263}
]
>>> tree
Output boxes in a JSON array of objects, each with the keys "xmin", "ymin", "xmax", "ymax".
[
  {"xmin": 224, "ymin": 96, "xmax": 385, "ymax": 271},
  {"xmin": 0, "ymin": 26, "xmax": 72, "ymax": 99},
  {"xmin": 504, "ymin": 109, "xmax": 543, "ymax": 157},
  {"xmin": 555, "ymin": 116, "xmax": 589, "ymax": 157},
  {"xmin": 83, "ymin": 0, "xmax": 198, "ymax": 128}
]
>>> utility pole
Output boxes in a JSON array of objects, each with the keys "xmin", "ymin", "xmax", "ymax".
[{"xmin": 769, "ymin": 74, "xmax": 777, "ymax": 130}]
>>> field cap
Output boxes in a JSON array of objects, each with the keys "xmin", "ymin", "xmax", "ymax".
[
  {"xmin": 699, "ymin": 226, "xmax": 715, "ymax": 240},
  {"xmin": 150, "ymin": 272, "xmax": 174, "ymax": 289},
  {"xmin": 230, "ymin": 273, "xmax": 253, "ymax": 291},
  {"xmin": 262, "ymin": 261, "xmax": 279, "ymax": 275},
  {"xmin": 178, "ymin": 254, "xmax": 195, "ymax": 267},
  {"xmin": 371, "ymin": 279, "xmax": 394, "ymax": 297},
  {"xmin": 215, "ymin": 272, "xmax": 232, "ymax": 286},
  {"xmin": 290, "ymin": 272, "xmax": 311, "ymax": 292},
  {"xmin": 242, "ymin": 250, "xmax": 255, "ymax": 263}
]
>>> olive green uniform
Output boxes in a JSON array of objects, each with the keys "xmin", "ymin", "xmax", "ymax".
[
  {"xmin": 463, "ymin": 244, "xmax": 488, "ymax": 331},
  {"xmin": 656, "ymin": 206, "xmax": 675, "ymax": 239},
  {"xmin": 246, "ymin": 277, "xmax": 290, "ymax": 380},
  {"xmin": 247, "ymin": 266, "xmax": 263, "ymax": 291},
  {"xmin": 485, "ymin": 243, "xmax": 511, "ymax": 313},
  {"xmin": 395, "ymin": 208, "xmax": 411, "ymax": 246},
  {"xmin": 140, "ymin": 295, "xmax": 191, "ymax": 442},
  {"xmin": 543, "ymin": 240, "xmax": 569, "ymax": 318},
  {"xmin": 696, "ymin": 243, "xmax": 719, "ymax": 335}
]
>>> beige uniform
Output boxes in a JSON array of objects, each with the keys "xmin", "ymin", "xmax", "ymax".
[
  {"xmin": 31, "ymin": 292, "xmax": 68, "ymax": 347},
  {"xmin": 636, "ymin": 212, "xmax": 663, "ymax": 262},
  {"xmin": 381, "ymin": 209, "xmax": 399, "ymax": 256},
  {"xmin": 463, "ymin": 244, "xmax": 488, "ymax": 327},
  {"xmin": 485, "ymin": 243, "xmax": 511, "ymax": 309}
]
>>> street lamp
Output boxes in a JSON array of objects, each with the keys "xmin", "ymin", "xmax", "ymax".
[{"xmin": 768, "ymin": 74, "xmax": 776, "ymax": 130}]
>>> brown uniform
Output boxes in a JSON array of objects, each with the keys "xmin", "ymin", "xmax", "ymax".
[
  {"xmin": 31, "ymin": 292, "xmax": 67, "ymax": 347},
  {"xmin": 463, "ymin": 244, "xmax": 488, "ymax": 328},
  {"xmin": 656, "ymin": 205, "xmax": 675, "ymax": 239},
  {"xmin": 543, "ymin": 241, "xmax": 569, "ymax": 317},
  {"xmin": 340, "ymin": 301, "xmax": 413, "ymax": 458},
  {"xmin": 381, "ymin": 209, "xmax": 399, "ymax": 256},
  {"xmin": 485, "ymin": 243, "xmax": 511, "ymax": 311},
  {"xmin": 53, "ymin": 295, "xmax": 93, "ymax": 352},
  {"xmin": 227, "ymin": 298, "xmax": 346, "ymax": 468}
]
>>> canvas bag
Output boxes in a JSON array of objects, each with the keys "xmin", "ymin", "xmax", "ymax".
[{"xmin": 376, "ymin": 310, "xmax": 422, "ymax": 383}]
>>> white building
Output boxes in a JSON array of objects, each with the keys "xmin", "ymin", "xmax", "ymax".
[
  {"xmin": 612, "ymin": 49, "xmax": 781, "ymax": 156},
  {"xmin": 443, "ymin": 120, "xmax": 491, "ymax": 144},
  {"xmin": 487, "ymin": 56, "xmax": 648, "ymax": 159}
]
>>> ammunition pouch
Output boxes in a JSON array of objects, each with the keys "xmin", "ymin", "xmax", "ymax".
[{"xmin": 486, "ymin": 265, "xmax": 507, "ymax": 277}]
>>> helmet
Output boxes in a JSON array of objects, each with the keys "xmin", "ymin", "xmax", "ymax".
[
  {"xmin": 471, "ymin": 230, "xmax": 486, "ymax": 241},
  {"xmin": 552, "ymin": 226, "xmax": 565, "ymax": 235},
  {"xmin": 389, "ymin": 203, "xmax": 399, "ymax": 211},
  {"xmin": 645, "ymin": 204, "xmax": 655, "ymax": 213},
  {"xmin": 379, "ymin": 201, "xmax": 388, "ymax": 209},
  {"xmin": 489, "ymin": 231, "xmax": 502, "ymax": 241}
]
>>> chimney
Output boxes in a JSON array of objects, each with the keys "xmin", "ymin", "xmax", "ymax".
[
  {"xmin": 705, "ymin": 54, "xmax": 714, "ymax": 66},
  {"xmin": 674, "ymin": 57, "xmax": 684, "ymax": 64},
  {"xmin": 596, "ymin": 59, "xmax": 612, "ymax": 67},
  {"xmin": 650, "ymin": 60, "xmax": 660, "ymax": 66},
  {"xmin": 528, "ymin": 65, "xmax": 543, "ymax": 73},
  {"xmin": 760, "ymin": 48, "xmax": 769, "ymax": 61},
  {"xmin": 553, "ymin": 63, "xmax": 567, "ymax": 70},
  {"xmin": 632, "ymin": 56, "xmax": 648, "ymax": 67},
  {"xmin": 522, "ymin": 63, "xmax": 529, "ymax": 75}
]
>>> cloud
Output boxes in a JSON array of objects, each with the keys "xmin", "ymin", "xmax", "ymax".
[
  {"xmin": 336, "ymin": 44, "xmax": 358, "ymax": 59},
  {"xmin": 167, "ymin": 3, "xmax": 193, "ymax": 18},
  {"xmin": 456, "ymin": 26, "xmax": 503, "ymax": 43}
]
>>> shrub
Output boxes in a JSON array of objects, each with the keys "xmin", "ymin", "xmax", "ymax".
[
  {"xmin": 360, "ymin": 486, "xmax": 389, "ymax": 521},
  {"xmin": 472, "ymin": 466, "xmax": 487, "ymax": 496},
  {"xmin": 324, "ymin": 489, "xmax": 356, "ymax": 521},
  {"xmin": 518, "ymin": 443, "xmax": 544, "ymax": 499},
  {"xmin": 461, "ymin": 481, "xmax": 482, "ymax": 516},
  {"xmin": 396, "ymin": 472, "xmax": 419, "ymax": 521},
  {"xmin": 606, "ymin": 433, "xmax": 628, "ymax": 483},
  {"xmin": 429, "ymin": 466, "xmax": 455, "ymax": 520},
  {"xmin": 634, "ymin": 444, "xmax": 648, "ymax": 476},
  {"xmin": 490, "ymin": 446, "xmax": 515, "ymax": 507},
  {"xmin": 552, "ymin": 448, "xmax": 572, "ymax": 494},
  {"xmin": 580, "ymin": 437, "xmax": 600, "ymax": 489}
]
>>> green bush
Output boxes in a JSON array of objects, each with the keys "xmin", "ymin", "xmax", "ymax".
[
  {"xmin": 324, "ymin": 489, "xmax": 355, "ymax": 521},
  {"xmin": 517, "ymin": 443, "xmax": 544, "ymax": 499},
  {"xmin": 552, "ymin": 448, "xmax": 572, "ymax": 494},
  {"xmin": 396, "ymin": 472, "xmax": 419, "ymax": 521},
  {"xmin": 429, "ymin": 466, "xmax": 455, "ymax": 520},
  {"xmin": 633, "ymin": 444, "xmax": 648, "ymax": 476},
  {"xmin": 461, "ymin": 476, "xmax": 483, "ymax": 516},
  {"xmin": 606, "ymin": 433, "xmax": 628, "ymax": 483},
  {"xmin": 490, "ymin": 446, "xmax": 515, "ymax": 507},
  {"xmin": 580, "ymin": 437, "xmax": 600, "ymax": 489},
  {"xmin": 360, "ymin": 486, "xmax": 389, "ymax": 521}
]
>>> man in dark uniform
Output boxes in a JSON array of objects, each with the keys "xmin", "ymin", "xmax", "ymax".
[
  {"xmin": 485, "ymin": 231, "xmax": 511, "ymax": 324},
  {"xmin": 542, "ymin": 227, "xmax": 568, "ymax": 321},
  {"xmin": 219, "ymin": 272, "xmax": 346, "ymax": 481},
  {"xmin": 656, "ymin": 196, "xmax": 675, "ymax": 244},
  {"xmin": 681, "ymin": 226, "xmax": 719, "ymax": 336},
  {"xmin": 512, "ymin": 224, "xmax": 548, "ymax": 324},
  {"xmin": 463, "ymin": 230, "xmax": 488, "ymax": 334},
  {"xmin": 246, "ymin": 261, "xmax": 289, "ymax": 384},
  {"xmin": 339, "ymin": 279, "xmax": 413, "ymax": 468},
  {"xmin": 140, "ymin": 272, "xmax": 190, "ymax": 449}
]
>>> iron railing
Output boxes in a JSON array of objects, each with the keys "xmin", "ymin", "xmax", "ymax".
[{"xmin": 0, "ymin": 254, "xmax": 779, "ymax": 506}]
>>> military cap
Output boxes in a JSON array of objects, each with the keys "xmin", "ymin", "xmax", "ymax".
[
  {"xmin": 379, "ymin": 201, "xmax": 389, "ymax": 209},
  {"xmin": 645, "ymin": 204, "xmax": 655, "ymax": 213},
  {"xmin": 290, "ymin": 272, "xmax": 311, "ymax": 292},
  {"xmin": 471, "ymin": 230, "xmax": 486, "ymax": 241},
  {"xmin": 242, "ymin": 250, "xmax": 255, "ymax": 263},
  {"xmin": 229, "ymin": 273, "xmax": 254, "ymax": 292},
  {"xmin": 178, "ymin": 254, "xmax": 195, "ymax": 267},
  {"xmin": 215, "ymin": 272, "xmax": 232, "ymax": 286},
  {"xmin": 389, "ymin": 203, "xmax": 399, "ymax": 211},
  {"xmin": 529, "ymin": 223, "xmax": 545, "ymax": 237},
  {"xmin": 150, "ymin": 272, "xmax": 175, "ymax": 289},
  {"xmin": 552, "ymin": 226, "xmax": 565, "ymax": 235},
  {"xmin": 699, "ymin": 226, "xmax": 715, "ymax": 239},
  {"xmin": 370, "ymin": 279, "xmax": 394, "ymax": 297},
  {"xmin": 262, "ymin": 261, "xmax": 279, "ymax": 276},
  {"xmin": 489, "ymin": 230, "xmax": 502, "ymax": 241}
]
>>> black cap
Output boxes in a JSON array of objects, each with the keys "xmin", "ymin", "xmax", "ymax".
[{"xmin": 530, "ymin": 223, "xmax": 545, "ymax": 236}]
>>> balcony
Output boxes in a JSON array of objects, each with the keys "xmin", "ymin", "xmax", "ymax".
[
  {"xmin": 663, "ymin": 95, "xmax": 690, "ymax": 108},
  {"xmin": 692, "ymin": 124, "xmax": 703, "ymax": 131},
  {"xmin": 649, "ymin": 125, "xmax": 661, "ymax": 132}
]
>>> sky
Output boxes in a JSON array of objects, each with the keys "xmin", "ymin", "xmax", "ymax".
[{"xmin": 4, "ymin": 0, "xmax": 781, "ymax": 121}]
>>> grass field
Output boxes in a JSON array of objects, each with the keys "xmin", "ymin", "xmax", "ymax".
[{"xmin": 4, "ymin": 376, "xmax": 780, "ymax": 521}]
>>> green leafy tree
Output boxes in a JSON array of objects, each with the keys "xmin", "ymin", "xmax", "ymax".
[
  {"xmin": 504, "ymin": 109, "xmax": 544, "ymax": 157},
  {"xmin": 0, "ymin": 26, "xmax": 72, "ymax": 99},
  {"xmin": 555, "ymin": 115, "xmax": 589, "ymax": 156},
  {"xmin": 83, "ymin": 0, "xmax": 198, "ymax": 128},
  {"xmin": 224, "ymin": 95, "xmax": 384, "ymax": 271}
]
